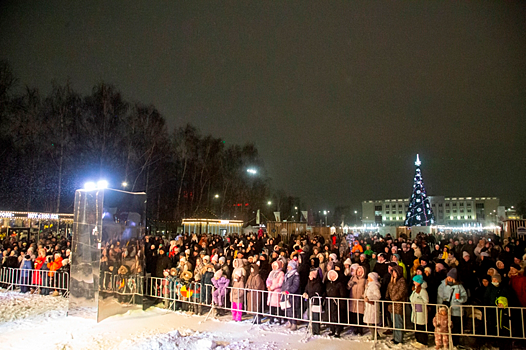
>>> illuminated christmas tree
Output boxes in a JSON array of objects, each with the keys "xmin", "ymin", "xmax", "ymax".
[{"xmin": 404, "ymin": 154, "xmax": 435, "ymax": 226}]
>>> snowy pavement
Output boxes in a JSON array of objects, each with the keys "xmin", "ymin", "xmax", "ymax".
[{"xmin": 0, "ymin": 290, "xmax": 426, "ymax": 350}]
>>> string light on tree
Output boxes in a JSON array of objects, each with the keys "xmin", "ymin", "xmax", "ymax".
[{"xmin": 404, "ymin": 154, "xmax": 435, "ymax": 227}]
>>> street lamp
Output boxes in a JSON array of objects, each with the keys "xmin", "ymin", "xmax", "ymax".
[
  {"xmin": 214, "ymin": 194, "xmax": 219, "ymax": 198},
  {"xmin": 354, "ymin": 210, "xmax": 358, "ymax": 226},
  {"xmin": 247, "ymin": 168, "xmax": 257, "ymax": 175},
  {"xmin": 122, "ymin": 181, "xmax": 128, "ymax": 188},
  {"xmin": 267, "ymin": 201, "xmax": 272, "ymax": 205}
]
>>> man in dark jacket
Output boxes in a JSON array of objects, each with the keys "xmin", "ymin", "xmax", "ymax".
[
  {"xmin": 155, "ymin": 247, "xmax": 172, "ymax": 278},
  {"xmin": 373, "ymin": 253, "xmax": 389, "ymax": 280},
  {"xmin": 458, "ymin": 251, "xmax": 478, "ymax": 301}
]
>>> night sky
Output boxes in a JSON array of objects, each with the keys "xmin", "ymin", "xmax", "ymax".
[{"xmin": 1, "ymin": 1, "xmax": 525, "ymax": 211}]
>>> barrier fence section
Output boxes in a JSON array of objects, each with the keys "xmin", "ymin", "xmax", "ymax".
[
  {"xmin": 0, "ymin": 267, "xmax": 69, "ymax": 294},
  {"xmin": 2, "ymin": 270, "xmax": 526, "ymax": 348},
  {"xmin": 147, "ymin": 276, "xmax": 308, "ymax": 324},
  {"xmin": 100, "ymin": 271, "xmax": 145, "ymax": 297}
]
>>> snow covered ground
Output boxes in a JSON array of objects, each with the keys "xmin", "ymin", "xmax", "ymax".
[{"xmin": 0, "ymin": 289, "xmax": 429, "ymax": 350}]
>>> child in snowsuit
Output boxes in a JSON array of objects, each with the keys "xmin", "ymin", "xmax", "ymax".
[
  {"xmin": 433, "ymin": 306, "xmax": 450, "ymax": 349},
  {"xmin": 231, "ymin": 270, "xmax": 245, "ymax": 321},
  {"xmin": 212, "ymin": 270, "xmax": 230, "ymax": 316}
]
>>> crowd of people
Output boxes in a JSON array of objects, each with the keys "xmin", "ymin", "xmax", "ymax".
[
  {"xmin": 141, "ymin": 229, "xmax": 526, "ymax": 348},
  {"xmin": 0, "ymin": 233, "xmax": 70, "ymax": 295},
  {"xmin": 3, "ymin": 229, "xmax": 526, "ymax": 348}
]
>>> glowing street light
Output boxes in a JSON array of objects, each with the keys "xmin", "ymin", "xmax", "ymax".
[
  {"xmin": 247, "ymin": 168, "xmax": 257, "ymax": 175},
  {"xmin": 214, "ymin": 194, "xmax": 220, "ymax": 198},
  {"xmin": 267, "ymin": 201, "xmax": 272, "ymax": 205},
  {"xmin": 122, "ymin": 181, "xmax": 128, "ymax": 188}
]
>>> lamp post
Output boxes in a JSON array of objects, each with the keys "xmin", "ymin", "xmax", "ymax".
[{"xmin": 354, "ymin": 210, "xmax": 358, "ymax": 226}]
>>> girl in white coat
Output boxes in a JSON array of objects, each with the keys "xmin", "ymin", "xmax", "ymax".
[
  {"xmin": 410, "ymin": 274, "xmax": 429, "ymax": 348},
  {"xmin": 363, "ymin": 272, "xmax": 382, "ymax": 339}
]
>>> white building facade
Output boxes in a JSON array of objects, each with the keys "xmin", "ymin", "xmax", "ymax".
[{"xmin": 362, "ymin": 196, "xmax": 499, "ymax": 227}]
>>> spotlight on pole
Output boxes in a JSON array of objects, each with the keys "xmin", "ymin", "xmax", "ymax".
[
  {"xmin": 247, "ymin": 168, "xmax": 257, "ymax": 174},
  {"xmin": 97, "ymin": 180, "xmax": 108, "ymax": 189},
  {"xmin": 84, "ymin": 182, "xmax": 96, "ymax": 190}
]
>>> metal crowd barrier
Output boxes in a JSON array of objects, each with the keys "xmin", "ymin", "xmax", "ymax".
[
  {"xmin": 455, "ymin": 304, "xmax": 526, "ymax": 340},
  {"xmin": 0, "ymin": 267, "xmax": 69, "ymax": 294},
  {"xmin": 146, "ymin": 277, "xmax": 308, "ymax": 324},
  {"xmin": 2, "ymin": 270, "xmax": 526, "ymax": 348},
  {"xmin": 142, "ymin": 278, "xmax": 526, "ymax": 347}
]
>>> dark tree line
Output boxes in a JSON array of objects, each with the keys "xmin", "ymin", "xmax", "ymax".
[{"xmin": 0, "ymin": 61, "xmax": 273, "ymax": 226}]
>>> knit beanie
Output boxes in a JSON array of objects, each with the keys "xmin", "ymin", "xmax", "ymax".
[
  {"xmin": 288, "ymin": 260, "xmax": 298, "ymax": 270},
  {"xmin": 447, "ymin": 268, "xmax": 458, "ymax": 280},
  {"xmin": 413, "ymin": 274, "xmax": 424, "ymax": 285}
]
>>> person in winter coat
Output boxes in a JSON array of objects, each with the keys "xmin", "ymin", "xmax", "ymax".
[
  {"xmin": 318, "ymin": 253, "xmax": 328, "ymax": 281},
  {"xmin": 201, "ymin": 264, "xmax": 215, "ymax": 313},
  {"xmin": 385, "ymin": 265, "xmax": 407, "ymax": 345},
  {"xmin": 258, "ymin": 254, "xmax": 270, "ymax": 282},
  {"xmin": 231, "ymin": 269, "xmax": 245, "ymax": 321},
  {"xmin": 364, "ymin": 272, "xmax": 382, "ymax": 339},
  {"xmin": 212, "ymin": 270, "xmax": 230, "ymax": 315},
  {"xmin": 281, "ymin": 259, "xmax": 300, "ymax": 330},
  {"xmin": 433, "ymin": 306, "xmax": 450, "ymax": 349},
  {"xmin": 266, "ymin": 260, "xmax": 285, "ymax": 323},
  {"xmin": 348, "ymin": 265, "xmax": 367, "ymax": 335},
  {"xmin": 232, "ymin": 258, "xmax": 246, "ymax": 283},
  {"xmin": 155, "ymin": 248, "xmax": 172, "ymax": 278},
  {"xmin": 246, "ymin": 263, "xmax": 266, "ymax": 323},
  {"xmin": 19, "ymin": 255, "xmax": 33, "ymax": 293},
  {"xmin": 303, "ymin": 268, "xmax": 324, "ymax": 335},
  {"xmin": 410, "ymin": 274, "xmax": 429, "ymax": 348},
  {"xmin": 32, "ymin": 248, "xmax": 46, "ymax": 290},
  {"xmin": 326, "ymin": 269, "xmax": 347, "ymax": 338},
  {"xmin": 437, "ymin": 268, "xmax": 467, "ymax": 346},
  {"xmin": 509, "ymin": 263, "xmax": 526, "ymax": 307}
]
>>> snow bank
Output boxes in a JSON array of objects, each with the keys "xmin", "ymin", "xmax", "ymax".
[
  {"xmin": 0, "ymin": 290, "xmax": 410, "ymax": 349},
  {"xmin": 0, "ymin": 290, "xmax": 67, "ymax": 325}
]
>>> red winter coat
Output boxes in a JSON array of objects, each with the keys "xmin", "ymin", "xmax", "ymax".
[
  {"xmin": 510, "ymin": 274, "xmax": 526, "ymax": 307},
  {"xmin": 32, "ymin": 256, "xmax": 46, "ymax": 284}
]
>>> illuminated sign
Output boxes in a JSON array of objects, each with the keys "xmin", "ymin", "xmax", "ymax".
[
  {"xmin": 28, "ymin": 213, "xmax": 59, "ymax": 220},
  {"xmin": 0, "ymin": 212, "xmax": 14, "ymax": 218}
]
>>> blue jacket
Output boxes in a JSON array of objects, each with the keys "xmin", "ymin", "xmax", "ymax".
[
  {"xmin": 437, "ymin": 279, "xmax": 468, "ymax": 316},
  {"xmin": 20, "ymin": 259, "xmax": 33, "ymax": 278},
  {"xmin": 282, "ymin": 269, "xmax": 300, "ymax": 295}
]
